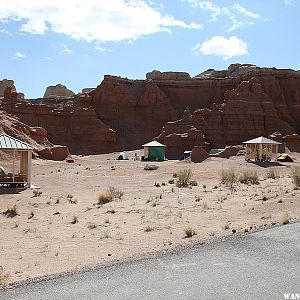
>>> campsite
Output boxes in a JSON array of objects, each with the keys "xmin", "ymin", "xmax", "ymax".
[{"xmin": 0, "ymin": 141, "xmax": 299, "ymax": 284}]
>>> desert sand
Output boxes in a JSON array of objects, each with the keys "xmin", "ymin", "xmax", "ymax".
[{"xmin": 0, "ymin": 151, "xmax": 299, "ymax": 284}]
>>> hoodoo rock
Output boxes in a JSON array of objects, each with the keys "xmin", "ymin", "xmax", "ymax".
[
  {"xmin": 1, "ymin": 64, "xmax": 300, "ymax": 156},
  {"xmin": 0, "ymin": 79, "xmax": 16, "ymax": 97},
  {"xmin": 43, "ymin": 84, "xmax": 75, "ymax": 98}
]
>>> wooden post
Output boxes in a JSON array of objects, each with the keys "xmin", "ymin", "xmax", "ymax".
[
  {"xmin": 275, "ymin": 144, "xmax": 278, "ymax": 162},
  {"xmin": 27, "ymin": 150, "xmax": 32, "ymax": 187},
  {"xmin": 259, "ymin": 144, "xmax": 263, "ymax": 162},
  {"xmin": 12, "ymin": 150, "xmax": 16, "ymax": 182}
]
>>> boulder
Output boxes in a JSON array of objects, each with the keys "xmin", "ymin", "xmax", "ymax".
[
  {"xmin": 37, "ymin": 146, "xmax": 70, "ymax": 161},
  {"xmin": 217, "ymin": 146, "xmax": 240, "ymax": 158},
  {"xmin": 191, "ymin": 146, "xmax": 209, "ymax": 163}
]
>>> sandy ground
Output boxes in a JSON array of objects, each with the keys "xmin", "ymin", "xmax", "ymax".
[{"xmin": 0, "ymin": 151, "xmax": 299, "ymax": 284}]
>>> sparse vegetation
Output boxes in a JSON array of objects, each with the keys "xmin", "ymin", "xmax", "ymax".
[
  {"xmin": 97, "ymin": 187, "xmax": 124, "ymax": 205},
  {"xmin": 176, "ymin": 169, "xmax": 192, "ymax": 188},
  {"xmin": 239, "ymin": 170, "xmax": 259, "ymax": 185},
  {"xmin": 32, "ymin": 190, "xmax": 42, "ymax": 197},
  {"xmin": 3, "ymin": 204, "xmax": 19, "ymax": 218},
  {"xmin": 71, "ymin": 215, "xmax": 79, "ymax": 224},
  {"xmin": 168, "ymin": 178, "xmax": 175, "ymax": 184},
  {"xmin": 172, "ymin": 172, "xmax": 178, "ymax": 178},
  {"xmin": 28, "ymin": 210, "xmax": 34, "ymax": 219},
  {"xmin": 144, "ymin": 164, "xmax": 158, "ymax": 171},
  {"xmin": 184, "ymin": 226, "xmax": 196, "ymax": 238},
  {"xmin": 98, "ymin": 191, "xmax": 113, "ymax": 205},
  {"xmin": 291, "ymin": 166, "xmax": 300, "ymax": 187},
  {"xmin": 67, "ymin": 194, "xmax": 78, "ymax": 204},
  {"xmin": 266, "ymin": 168, "xmax": 280, "ymax": 179},
  {"xmin": 189, "ymin": 180, "xmax": 198, "ymax": 186},
  {"xmin": 0, "ymin": 266, "xmax": 10, "ymax": 284},
  {"xmin": 282, "ymin": 212, "xmax": 291, "ymax": 225},
  {"xmin": 88, "ymin": 222, "xmax": 97, "ymax": 229},
  {"xmin": 154, "ymin": 182, "xmax": 161, "ymax": 187},
  {"xmin": 144, "ymin": 226, "xmax": 154, "ymax": 232},
  {"xmin": 224, "ymin": 223, "xmax": 230, "ymax": 230},
  {"xmin": 220, "ymin": 169, "xmax": 236, "ymax": 190},
  {"xmin": 108, "ymin": 186, "xmax": 124, "ymax": 199}
]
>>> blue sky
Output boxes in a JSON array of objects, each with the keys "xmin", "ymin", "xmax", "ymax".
[{"xmin": 0, "ymin": 0, "xmax": 299, "ymax": 98}]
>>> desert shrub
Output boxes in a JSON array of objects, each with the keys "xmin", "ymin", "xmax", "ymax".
[
  {"xmin": 266, "ymin": 168, "xmax": 280, "ymax": 179},
  {"xmin": 168, "ymin": 179, "xmax": 175, "ymax": 184},
  {"xmin": 144, "ymin": 164, "xmax": 158, "ymax": 171},
  {"xmin": 172, "ymin": 172, "xmax": 178, "ymax": 178},
  {"xmin": 282, "ymin": 212, "xmax": 291, "ymax": 225},
  {"xmin": 98, "ymin": 191, "xmax": 113, "ymax": 205},
  {"xmin": 176, "ymin": 169, "xmax": 192, "ymax": 188},
  {"xmin": 3, "ymin": 204, "xmax": 19, "ymax": 218},
  {"xmin": 184, "ymin": 226, "xmax": 196, "ymax": 238},
  {"xmin": 108, "ymin": 186, "xmax": 124, "ymax": 199},
  {"xmin": 154, "ymin": 182, "xmax": 161, "ymax": 187},
  {"xmin": 220, "ymin": 169, "xmax": 236, "ymax": 189},
  {"xmin": 189, "ymin": 180, "xmax": 198, "ymax": 186},
  {"xmin": 291, "ymin": 166, "xmax": 300, "ymax": 187},
  {"xmin": 239, "ymin": 170, "xmax": 259, "ymax": 185}
]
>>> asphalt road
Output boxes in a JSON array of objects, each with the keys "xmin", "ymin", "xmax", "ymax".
[{"xmin": 1, "ymin": 223, "xmax": 299, "ymax": 300}]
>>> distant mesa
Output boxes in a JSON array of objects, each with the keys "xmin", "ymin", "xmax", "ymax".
[
  {"xmin": 146, "ymin": 70, "xmax": 191, "ymax": 80},
  {"xmin": 43, "ymin": 84, "xmax": 75, "ymax": 98}
]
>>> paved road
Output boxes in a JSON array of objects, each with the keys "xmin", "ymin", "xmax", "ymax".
[{"xmin": 1, "ymin": 223, "xmax": 299, "ymax": 300}]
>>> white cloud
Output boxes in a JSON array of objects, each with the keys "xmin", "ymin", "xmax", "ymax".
[
  {"xmin": 283, "ymin": 0, "xmax": 293, "ymax": 6},
  {"xmin": 183, "ymin": 0, "xmax": 260, "ymax": 31},
  {"xmin": 184, "ymin": 1, "xmax": 229, "ymax": 21},
  {"xmin": 13, "ymin": 51, "xmax": 26, "ymax": 59},
  {"xmin": 0, "ymin": 0, "xmax": 202, "ymax": 42},
  {"xmin": 0, "ymin": 28, "xmax": 12, "ymax": 35},
  {"xmin": 192, "ymin": 36, "xmax": 248, "ymax": 60},
  {"xmin": 234, "ymin": 4, "xmax": 260, "ymax": 19},
  {"xmin": 60, "ymin": 45, "xmax": 72, "ymax": 54}
]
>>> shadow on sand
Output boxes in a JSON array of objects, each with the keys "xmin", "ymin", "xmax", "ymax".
[{"xmin": 247, "ymin": 161, "xmax": 290, "ymax": 168}]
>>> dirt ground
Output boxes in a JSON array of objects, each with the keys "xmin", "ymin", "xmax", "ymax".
[{"xmin": 0, "ymin": 151, "xmax": 299, "ymax": 284}]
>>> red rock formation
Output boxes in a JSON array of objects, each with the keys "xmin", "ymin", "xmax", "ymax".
[
  {"xmin": 1, "ymin": 64, "xmax": 300, "ymax": 156},
  {"xmin": 217, "ymin": 146, "xmax": 240, "ymax": 159}
]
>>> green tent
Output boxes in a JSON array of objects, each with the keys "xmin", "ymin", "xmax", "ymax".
[{"xmin": 142, "ymin": 141, "xmax": 166, "ymax": 161}]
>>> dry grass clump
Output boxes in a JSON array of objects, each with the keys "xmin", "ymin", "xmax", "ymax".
[
  {"xmin": 220, "ymin": 169, "xmax": 236, "ymax": 189},
  {"xmin": 176, "ymin": 169, "xmax": 192, "ymax": 188},
  {"xmin": 184, "ymin": 226, "xmax": 196, "ymax": 238},
  {"xmin": 144, "ymin": 226, "xmax": 154, "ymax": 232},
  {"xmin": 168, "ymin": 178, "xmax": 175, "ymax": 184},
  {"xmin": 282, "ymin": 212, "xmax": 291, "ymax": 225},
  {"xmin": 98, "ymin": 187, "xmax": 124, "ymax": 205},
  {"xmin": 67, "ymin": 194, "xmax": 78, "ymax": 204},
  {"xmin": 239, "ymin": 170, "xmax": 259, "ymax": 185},
  {"xmin": 189, "ymin": 180, "xmax": 198, "ymax": 186},
  {"xmin": 3, "ymin": 204, "xmax": 19, "ymax": 218},
  {"xmin": 266, "ymin": 168, "xmax": 280, "ymax": 179},
  {"xmin": 108, "ymin": 186, "xmax": 124, "ymax": 199},
  {"xmin": 98, "ymin": 191, "xmax": 113, "ymax": 205},
  {"xmin": 291, "ymin": 166, "xmax": 300, "ymax": 188},
  {"xmin": 0, "ymin": 266, "xmax": 10, "ymax": 284},
  {"xmin": 88, "ymin": 222, "xmax": 97, "ymax": 229},
  {"xmin": 144, "ymin": 164, "xmax": 158, "ymax": 171}
]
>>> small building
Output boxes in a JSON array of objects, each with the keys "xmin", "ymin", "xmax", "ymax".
[
  {"xmin": 243, "ymin": 136, "xmax": 281, "ymax": 162},
  {"xmin": 0, "ymin": 133, "xmax": 33, "ymax": 189},
  {"xmin": 142, "ymin": 141, "xmax": 166, "ymax": 161}
]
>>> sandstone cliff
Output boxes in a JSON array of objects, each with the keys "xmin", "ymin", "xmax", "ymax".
[{"xmin": 1, "ymin": 64, "xmax": 300, "ymax": 156}]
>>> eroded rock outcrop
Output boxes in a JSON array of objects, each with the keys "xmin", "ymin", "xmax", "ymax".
[
  {"xmin": 43, "ymin": 84, "xmax": 75, "ymax": 98},
  {"xmin": 1, "ymin": 64, "xmax": 300, "ymax": 156}
]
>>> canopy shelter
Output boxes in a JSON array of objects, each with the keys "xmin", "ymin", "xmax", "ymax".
[
  {"xmin": 142, "ymin": 141, "xmax": 166, "ymax": 161},
  {"xmin": 243, "ymin": 136, "xmax": 281, "ymax": 162},
  {"xmin": 0, "ymin": 133, "xmax": 33, "ymax": 189}
]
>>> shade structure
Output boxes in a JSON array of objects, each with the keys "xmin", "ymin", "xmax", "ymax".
[
  {"xmin": 142, "ymin": 140, "xmax": 166, "ymax": 161},
  {"xmin": 243, "ymin": 136, "xmax": 280, "ymax": 162},
  {"xmin": 0, "ymin": 133, "xmax": 33, "ymax": 189}
]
